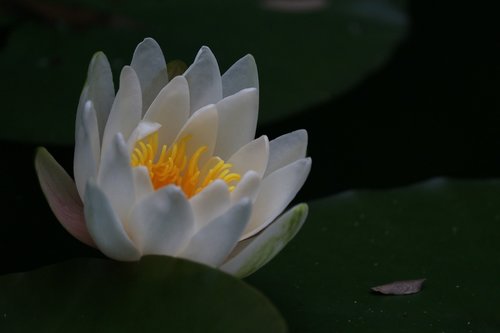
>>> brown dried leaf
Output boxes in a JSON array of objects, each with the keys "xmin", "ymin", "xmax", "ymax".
[{"xmin": 371, "ymin": 278, "xmax": 426, "ymax": 295}]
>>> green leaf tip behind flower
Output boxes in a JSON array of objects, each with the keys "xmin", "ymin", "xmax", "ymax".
[
  {"xmin": 167, "ymin": 59, "xmax": 188, "ymax": 78},
  {"xmin": 0, "ymin": 256, "xmax": 287, "ymax": 333}
]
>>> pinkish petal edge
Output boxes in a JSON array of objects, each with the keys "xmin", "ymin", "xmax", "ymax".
[{"xmin": 35, "ymin": 147, "xmax": 95, "ymax": 247}]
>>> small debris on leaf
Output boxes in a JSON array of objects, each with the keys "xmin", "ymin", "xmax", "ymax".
[
  {"xmin": 261, "ymin": 0, "xmax": 328, "ymax": 13},
  {"xmin": 371, "ymin": 278, "xmax": 426, "ymax": 295}
]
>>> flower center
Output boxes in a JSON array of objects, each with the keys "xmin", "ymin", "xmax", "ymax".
[{"xmin": 130, "ymin": 133, "xmax": 241, "ymax": 198}]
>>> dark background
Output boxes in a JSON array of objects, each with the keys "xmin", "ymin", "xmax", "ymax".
[
  {"xmin": 1, "ymin": 0, "xmax": 499, "ymax": 272},
  {"xmin": 262, "ymin": 0, "xmax": 500, "ymax": 201}
]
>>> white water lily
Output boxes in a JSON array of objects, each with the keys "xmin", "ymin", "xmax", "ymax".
[{"xmin": 35, "ymin": 38, "xmax": 311, "ymax": 277}]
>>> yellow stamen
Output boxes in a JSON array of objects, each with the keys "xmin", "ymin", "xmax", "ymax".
[{"xmin": 130, "ymin": 133, "xmax": 241, "ymax": 198}]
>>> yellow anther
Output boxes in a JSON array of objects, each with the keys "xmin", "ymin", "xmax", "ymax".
[{"xmin": 130, "ymin": 134, "xmax": 241, "ymax": 198}]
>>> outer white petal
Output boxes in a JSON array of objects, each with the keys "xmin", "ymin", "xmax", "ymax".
[
  {"xmin": 222, "ymin": 54, "xmax": 259, "ymax": 97},
  {"xmin": 97, "ymin": 133, "xmax": 135, "ymax": 223},
  {"xmin": 241, "ymin": 157, "xmax": 311, "ymax": 238},
  {"xmin": 173, "ymin": 104, "xmax": 218, "ymax": 165},
  {"xmin": 184, "ymin": 46, "xmax": 222, "ymax": 114},
  {"xmin": 143, "ymin": 76, "xmax": 190, "ymax": 147},
  {"xmin": 179, "ymin": 198, "xmax": 252, "ymax": 267},
  {"xmin": 131, "ymin": 38, "xmax": 169, "ymax": 115},
  {"xmin": 84, "ymin": 180, "xmax": 141, "ymax": 261},
  {"xmin": 101, "ymin": 66, "xmax": 142, "ymax": 153},
  {"xmin": 76, "ymin": 51, "xmax": 115, "ymax": 141},
  {"xmin": 230, "ymin": 171, "xmax": 261, "ymax": 204},
  {"xmin": 227, "ymin": 135, "xmax": 269, "ymax": 178},
  {"xmin": 126, "ymin": 186, "xmax": 195, "ymax": 256},
  {"xmin": 214, "ymin": 88, "xmax": 259, "ymax": 160},
  {"xmin": 74, "ymin": 101, "xmax": 100, "ymax": 198},
  {"xmin": 189, "ymin": 180, "xmax": 231, "ymax": 231},
  {"xmin": 265, "ymin": 130, "xmax": 308, "ymax": 177},
  {"xmin": 133, "ymin": 166, "xmax": 154, "ymax": 201},
  {"xmin": 221, "ymin": 203, "xmax": 308, "ymax": 277}
]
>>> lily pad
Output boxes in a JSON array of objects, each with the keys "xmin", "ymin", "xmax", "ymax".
[
  {"xmin": 0, "ymin": 256, "xmax": 287, "ymax": 333},
  {"xmin": 0, "ymin": 0, "xmax": 407, "ymax": 144},
  {"xmin": 247, "ymin": 179, "xmax": 500, "ymax": 332}
]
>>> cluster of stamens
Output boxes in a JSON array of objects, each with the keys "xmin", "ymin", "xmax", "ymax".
[{"xmin": 130, "ymin": 133, "xmax": 241, "ymax": 198}]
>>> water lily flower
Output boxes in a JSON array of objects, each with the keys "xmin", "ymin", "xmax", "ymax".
[{"xmin": 35, "ymin": 38, "xmax": 311, "ymax": 277}]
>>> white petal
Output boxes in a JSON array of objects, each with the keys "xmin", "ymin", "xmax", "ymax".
[
  {"xmin": 230, "ymin": 170, "xmax": 261, "ymax": 204},
  {"xmin": 74, "ymin": 101, "xmax": 100, "ymax": 198},
  {"xmin": 189, "ymin": 180, "xmax": 230, "ymax": 231},
  {"xmin": 131, "ymin": 38, "xmax": 169, "ymax": 115},
  {"xmin": 144, "ymin": 75, "xmax": 190, "ymax": 146},
  {"xmin": 266, "ymin": 130, "xmax": 308, "ymax": 177},
  {"xmin": 184, "ymin": 46, "xmax": 222, "ymax": 113},
  {"xmin": 173, "ymin": 104, "xmax": 218, "ymax": 165},
  {"xmin": 97, "ymin": 133, "xmax": 135, "ymax": 223},
  {"xmin": 241, "ymin": 157, "xmax": 311, "ymax": 238},
  {"xmin": 84, "ymin": 180, "xmax": 141, "ymax": 261},
  {"xmin": 76, "ymin": 52, "xmax": 115, "ymax": 141},
  {"xmin": 179, "ymin": 198, "xmax": 251, "ymax": 267},
  {"xmin": 126, "ymin": 186, "xmax": 194, "ymax": 256},
  {"xmin": 227, "ymin": 135, "xmax": 269, "ymax": 178},
  {"xmin": 133, "ymin": 166, "xmax": 154, "ymax": 201},
  {"xmin": 101, "ymin": 66, "xmax": 142, "ymax": 153},
  {"xmin": 214, "ymin": 88, "xmax": 259, "ymax": 160},
  {"xmin": 222, "ymin": 54, "xmax": 259, "ymax": 97},
  {"xmin": 221, "ymin": 203, "xmax": 308, "ymax": 278}
]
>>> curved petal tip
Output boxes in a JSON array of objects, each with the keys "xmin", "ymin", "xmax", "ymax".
[{"xmin": 220, "ymin": 203, "xmax": 308, "ymax": 277}]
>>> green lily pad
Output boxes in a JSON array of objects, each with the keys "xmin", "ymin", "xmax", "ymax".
[
  {"xmin": 0, "ymin": 0, "xmax": 407, "ymax": 144},
  {"xmin": 247, "ymin": 179, "xmax": 500, "ymax": 332},
  {"xmin": 0, "ymin": 256, "xmax": 287, "ymax": 333}
]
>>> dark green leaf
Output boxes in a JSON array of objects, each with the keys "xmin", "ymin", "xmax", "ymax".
[
  {"xmin": 0, "ymin": 256, "xmax": 287, "ymax": 333},
  {"xmin": 247, "ymin": 179, "xmax": 500, "ymax": 332},
  {"xmin": 0, "ymin": 0, "xmax": 407, "ymax": 144}
]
